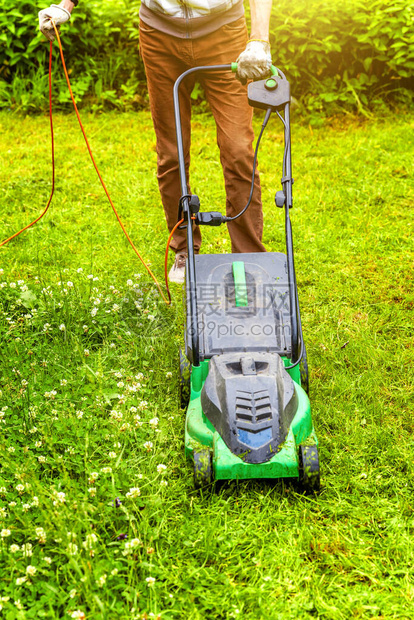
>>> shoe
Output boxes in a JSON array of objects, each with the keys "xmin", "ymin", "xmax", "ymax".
[{"xmin": 168, "ymin": 252, "xmax": 187, "ymax": 284}]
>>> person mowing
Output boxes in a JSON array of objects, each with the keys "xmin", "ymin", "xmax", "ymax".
[{"xmin": 38, "ymin": 0, "xmax": 273, "ymax": 283}]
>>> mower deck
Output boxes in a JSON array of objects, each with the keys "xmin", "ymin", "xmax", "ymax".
[{"xmin": 181, "ymin": 253, "xmax": 319, "ymax": 491}]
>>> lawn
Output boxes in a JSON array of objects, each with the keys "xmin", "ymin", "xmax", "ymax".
[{"xmin": 0, "ymin": 105, "xmax": 413, "ymax": 619}]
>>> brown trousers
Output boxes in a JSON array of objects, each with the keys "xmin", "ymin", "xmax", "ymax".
[{"xmin": 139, "ymin": 16, "xmax": 266, "ymax": 254}]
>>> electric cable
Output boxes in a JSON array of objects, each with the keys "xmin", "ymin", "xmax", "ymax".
[
  {"xmin": 1, "ymin": 25, "xmax": 170, "ymax": 306},
  {"xmin": 164, "ymin": 218, "xmax": 184, "ymax": 303},
  {"xmin": 51, "ymin": 23, "xmax": 170, "ymax": 305},
  {"xmin": 0, "ymin": 41, "xmax": 55, "ymax": 248},
  {"xmin": 224, "ymin": 107, "xmax": 272, "ymax": 223}
]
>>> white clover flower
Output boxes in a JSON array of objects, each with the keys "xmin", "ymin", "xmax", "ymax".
[
  {"xmin": 67, "ymin": 281, "xmax": 74, "ymax": 288},
  {"xmin": 59, "ymin": 324, "xmax": 65, "ymax": 331},
  {"xmin": 111, "ymin": 568, "xmax": 118, "ymax": 576},
  {"xmin": 67, "ymin": 542, "xmax": 78, "ymax": 556},
  {"xmin": 22, "ymin": 504, "xmax": 31, "ymax": 512},
  {"xmin": 14, "ymin": 600, "xmax": 24, "ymax": 610},
  {"xmin": 165, "ymin": 371, "xmax": 173, "ymax": 379},
  {"xmin": 157, "ymin": 464, "xmax": 167, "ymax": 474},
  {"xmin": 9, "ymin": 544, "xmax": 19, "ymax": 553},
  {"xmin": 88, "ymin": 472, "xmax": 99, "ymax": 484},
  {"xmin": 108, "ymin": 452, "xmax": 117, "ymax": 459},
  {"xmin": 91, "ymin": 307, "xmax": 98, "ymax": 317},
  {"xmin": 35, "ymin": 527, "xmax": 46, "ymax": 544},
  {"xmin": 116, "ymin": 381, "xmax": 124, "ymax": 389},
  {"xmin": 130, "ymin": 406, "xmax": 137, "ymax": 414},
  {"xmin": 82, "ymin": 533, "xmax": 98, "ymax": 550},
  {"xmin": 8, "ymin": 502, "xmax": 16, "ymax": 508},
  {"xmin": 16, "ymin": 577, "xmax": 27, "ymax": 586},
  {"xmin": 77, "ymin": 268, "xmax": 83, "ymax": 273},
  {"xmin": 146, "ymin": 576, "xmax": 156, "ymax": 586},
  {"xmin": 125, "ymin": 487, "xmax": 141, "ymax": 499},
  {"xmin": 143, "ymin": 441, "xmax": 153, "ymax": 452},
  {"xmin": 122, "ymin": 538, "xmax": 141, "ymax": 556},
  {"xmin": 43, "ymin": 556, "xmax": 52, "ymax": 565},
  {"xmin": 31, "ymin": 496, "xmax": 39, "ymax": 507},
  {"xmin": 87, "ymin": 274, "xmax": 94, "ymax": 279},
  {"xmin": 88, "ymin": 487, "xmax": 96, "ymax": 497},
  {"xmin": 9, "ymin": 282, "xmax": 16, "ymax": 288},
  {"xmin": 60, "ymin": 379, "xmax": 68, "ymax": 387},
  {"xmin": 53, "ymin": 491, "xmax": 66, "ymax": 505},
  {"xmin": 112, "ymin": 304, "xmax": 120, "ymax": 312},
  {"xmin": 44, "ymin": 390, "xmax": 57, "ymax": 399},
  {"xmin": 7, "ymin": 446, "xmax": 15, "ymax": 453},
  {"xmin": 70, "ymin": 611, "xmax": 86, "ymax": 619},
  {"xmin": 0, "ymin": 507, "xmax": 6, "ymax": 519},
  {"xmin": 76, "ymin": 410, "xmax": 84, "ymax": 420},
  {"xmin": 69, "ymin": 589, "xmax": 77, "ymax": 599},
  {"xmin": 138, "ymin": 400, "xmax": 148, "ymax": 411},
  {"xmin": 16, "ymin": 484, "xmax": 25, "ymax": 494},
  {"xmin": 96, "ymin": 574, "xmax": 107, "ymax": 588},
  {"xmin": 147, "ymin": 315, "xmax": 155, "ymax": 321},
  {"xmin": 38, "ymin": 456, "xmax": 46, "ymax": 463},
  {"xmin": 100, "ymin": 467, "xmax": 112, "ymax": 474},
  {"xmin": 149, "ymin": 417, "xmax": 159, "ymax": 428},
  {"xmin": 160, "ymin": 480, "xmax": 168, "ymax": 487},
  {"xmin": 84, "ymin": 349, "xmax": 90, "ymax": 357},
  {"xmin": 109, "ymin": 342, "xmax": 116, "ymax": 348},
  {"xmin": 26, "ymin": 565, "xmax": 36, "ymax": 576}
]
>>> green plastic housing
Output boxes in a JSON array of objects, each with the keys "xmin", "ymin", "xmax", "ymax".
[{"xmin": 184, "ymin": 358, "xmax": 318, "ymax": 481}]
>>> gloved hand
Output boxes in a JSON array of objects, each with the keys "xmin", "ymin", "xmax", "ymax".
[
  {"xmin": 236, "ymin": 40, "xmax": 272, "ymax": 84},
  {"xmin": 38, "ymin": 4, "xmax": 71, "ymax": 42}
]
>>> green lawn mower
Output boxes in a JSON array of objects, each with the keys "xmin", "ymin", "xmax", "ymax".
[{"xmin": 174, "ymin": 64, "xmax": 320, "ymax": 492}]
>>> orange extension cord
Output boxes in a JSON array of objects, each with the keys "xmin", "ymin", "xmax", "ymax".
[
  {"xmin": 0, "ymin": 41, "xmax": 55, "ymax": 249},
  {"xmin": 1, "ymin": 23, "xmax": 175, "ymax": 306}
]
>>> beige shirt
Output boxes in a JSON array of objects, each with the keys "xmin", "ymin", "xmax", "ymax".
[{"xmin": 140, "ymin": 0, "xmax": 244, "ymax": 39}]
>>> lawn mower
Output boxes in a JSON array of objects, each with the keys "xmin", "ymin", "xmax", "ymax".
[{"xmin": 174, "ymin": 64, "xmax": 320, "ymax": 491}]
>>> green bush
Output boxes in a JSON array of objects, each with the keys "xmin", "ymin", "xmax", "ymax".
[
  {"xmin": 0, "ymin": 0, "xmax": 147, "ymax": 111},
  {"xmin": 0, "ymin": 0, "xmax": 413, "ymax": 112},
  {"xmin": 268, "ymin": 0, "xmax": 414, "ymax": 111}
]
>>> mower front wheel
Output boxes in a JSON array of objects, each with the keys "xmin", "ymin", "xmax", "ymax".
[
  {"xmin": 193, "ymin": 449, "xmax": 213, "ymax": 489},
  {"xmin": 299, "ymin": 445, "xmax": 320, "ymax": 494}
]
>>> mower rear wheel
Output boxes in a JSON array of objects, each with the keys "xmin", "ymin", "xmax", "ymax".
[
  {"xmin": 299, "ymin": 445, "xmax": 320, "ymax": 493},
  {"xmin": 179, "ymin": 348, "xmax": 191, "ymax": 410},
  {"xmin": 299, "ymin": 345, "xmax": 309, "ymax": 395},
  {"xmin": 193, "ymin": 449, "xmax": 213, "ymax": 489}
]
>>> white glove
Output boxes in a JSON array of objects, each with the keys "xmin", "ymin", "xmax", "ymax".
[
  {"xmin": 38, "ymin": 4, "xmax": 71, "ymax": 42},
  {"xmin": 236, "ymin": 40, "xmax": 272, "ymax": 84}
]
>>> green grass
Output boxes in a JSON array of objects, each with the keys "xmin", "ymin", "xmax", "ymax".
[{"xmin": 0, "ymin": 107, "xmax": 413, "ymax": 619}]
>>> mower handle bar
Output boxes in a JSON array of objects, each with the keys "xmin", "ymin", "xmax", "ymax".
[{"xmin": 173, "ymin": 64, "xmax": 303, "ymax": 369}]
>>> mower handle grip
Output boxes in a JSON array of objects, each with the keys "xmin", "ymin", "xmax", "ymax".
[{"xmin": 231, "ymin": 62, "xmax": 279, "ymax": 77}]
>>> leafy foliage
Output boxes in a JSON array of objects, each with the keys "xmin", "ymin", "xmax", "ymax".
[{"xmin": 0, "ymin": 0, "xmax": 413, "ymax": 112}]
